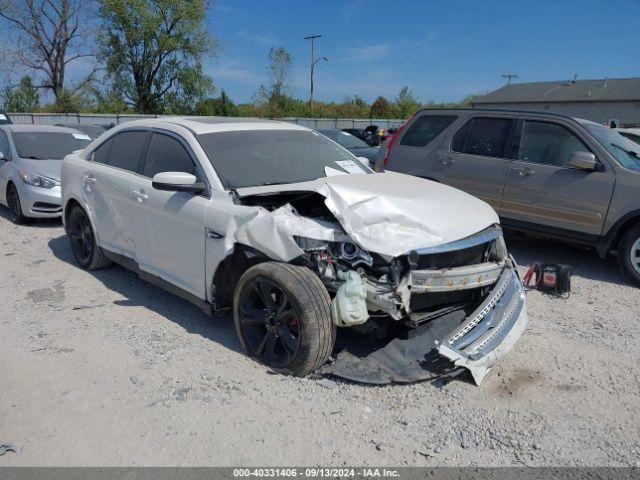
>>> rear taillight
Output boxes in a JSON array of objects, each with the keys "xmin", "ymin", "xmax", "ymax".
[{"xmin": 382, "ymin": 115, "xmax": 413, "ymax": 166}]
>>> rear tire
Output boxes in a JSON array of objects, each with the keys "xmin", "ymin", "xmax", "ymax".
[
  {"xmin": 617, "ymin": 224, "xmax": 640, "ymax": 285},
  {"xmin": 6, "ymin": 183, "xmax": 27, "ymax": 225},
  {"xmin": 233, "ymin": 262, "xmax": 335, "ymax": 376},
  {"xmin": 66, "ymin": 204, "xmax": 112, "ymax": 270}
]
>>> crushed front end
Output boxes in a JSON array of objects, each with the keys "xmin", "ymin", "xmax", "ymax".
[{"xmin": 296, "ymin": 225, "xmax": 528, "ymax": 385}]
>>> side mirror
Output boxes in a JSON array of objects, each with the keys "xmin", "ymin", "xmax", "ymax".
[
  {"xmin": 568, "ymin": 151, "xmax": 598, "ymax": 171},
  {"xmin": 151, "ymin": 171, "xmax": 205, "ymax": 194}
]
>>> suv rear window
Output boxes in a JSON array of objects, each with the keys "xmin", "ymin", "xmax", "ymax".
[
  {"xmin": 452, "ymin": 117, "xmax": 513, "ymax": 158},
  {"xmin": 400, "ymin": 115, "xmax": 457, "ymax": 147}
]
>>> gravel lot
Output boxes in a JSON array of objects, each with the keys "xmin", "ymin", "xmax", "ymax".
[{"xmin": 1, "ymin": 209, "xmax": 639, "ymax": 467}]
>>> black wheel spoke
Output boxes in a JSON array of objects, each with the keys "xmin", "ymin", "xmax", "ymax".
[
  {"xmin": 256, "ymin": 279, "xmax": 275, "ymax": 308},
  {"xmin": 255, "ymin": 331, "xmax": 270, "ymax": 355},
  {"xmin": 279, "ymin": 327, "xmax": 298, "ymax": 353},
  {"xmin": 240, "ymin": 316, "xmax": 265, "ymax": 326},
  {"xmin": 275, "ymin": 295, "xmax": 291, "ymax": 317}
]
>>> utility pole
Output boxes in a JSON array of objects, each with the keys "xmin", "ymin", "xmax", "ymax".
[
  {"xmin": 502, "ymin": 74, "xmax": 519, "ymax": 84},
  {"xmin": 304, "ymin": 34, "xmax": 328, "ymax": 110}
]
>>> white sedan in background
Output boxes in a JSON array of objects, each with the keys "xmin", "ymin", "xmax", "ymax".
[{"xmin": 0, "ymin": 124, "xmax": 91, "ymax": 223}]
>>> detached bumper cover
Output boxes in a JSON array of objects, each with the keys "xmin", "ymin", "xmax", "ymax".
[
  {"xmin": 437, "ymin": 267, "xmax": 527, "ymax": 384},
  {"xmin": 323, "ymin": 266, "xmax": 528, "ymax": 385}
]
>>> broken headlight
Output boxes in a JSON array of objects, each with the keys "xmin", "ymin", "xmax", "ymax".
[{"xmin": 294, "ymin": 236, "xmax": 373, "ymax": 267}]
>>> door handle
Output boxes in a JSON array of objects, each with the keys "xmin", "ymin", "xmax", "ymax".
[
  {"xmin": 132, "ymin": 189, "xmax": 148, "ymax": 202},
  {"xmin": 516, "ymin": 167, "xmax": 535, "ymax": 177},
  {"xmin": 83, "ymin": 174, "xmax": 97, "ymax": 184},
  {"xmin": 436, "ymin": 155, "xmax": 455, "ymax": 166}
]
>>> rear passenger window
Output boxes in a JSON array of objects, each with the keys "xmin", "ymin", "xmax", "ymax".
[
  {"xmin": 452, "ymin": 118, "xmax": 513, "ymax": 158},
  {"xmin": 143, "ymin": 133, "xmax": 196, "ymax": 178},
  {"xmin": 92, "ymin": 137, "xmax": 113, "ymax": 164},
  {"xmin": 107, "ymin": 131, "xmax": 147, "ymax": 172},
  {"xmin": 519, "ymin": 121, "xmax": 590, "ymax": 167},
  {"xmin": 400, "ymin": 115, "xmax": 457, "ymax": 147}
]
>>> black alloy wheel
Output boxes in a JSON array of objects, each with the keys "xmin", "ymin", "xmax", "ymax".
[{"xmin": 237, "ymin": 276, "xmax": 301, "ymax": 369}]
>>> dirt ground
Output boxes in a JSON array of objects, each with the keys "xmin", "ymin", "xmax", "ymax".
[{"xmin": 1, "ymin": 208, "xmax": 639, "ymax": 467}]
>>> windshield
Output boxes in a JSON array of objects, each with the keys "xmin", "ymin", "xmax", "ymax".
[
  {"xmin": 584, "ymin": 124, "xmax": 640, "ymax": 171},
  {"xmin": 196, "ymin": 129, "xmax": 370, "ymax": 189},
  {"xmin": 12, "ymin": 131, "xmax": 91, "ymax": 160},
  {"xmin": 319, "ymin": 130, "xmax": 370, "ymax": 149}
]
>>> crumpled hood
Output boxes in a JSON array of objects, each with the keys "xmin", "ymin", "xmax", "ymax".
[
  {"xmin": 236, "ymin": 171, "xmax": 499, "ymax": 258},
  {"xmin": 19, "ymin": 158, "xmax": 62, "ymax": 181}
]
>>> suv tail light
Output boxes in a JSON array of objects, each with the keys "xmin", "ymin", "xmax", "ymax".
[{"xmin": 382, "ymin": 115, "xmax": 413, "ymax": 166}]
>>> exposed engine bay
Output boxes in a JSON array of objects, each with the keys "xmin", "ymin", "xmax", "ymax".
[{"xmin": 236, "ymin": 177, "xmax": 528, "ymax": 385}]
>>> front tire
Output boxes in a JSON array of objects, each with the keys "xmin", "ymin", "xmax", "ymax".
[
  {"xmin": 6, "ymin": 183, "xmax": 27, "ymax": 224},
  {"xmin": 66, "ymin": 204, "xmax": 112, "ymax": 270},
  {"xmin": 618, "ymin": 224, "xmax": 640, "ymax": 285},
  {"xmin": 233, "ymin": 262, "xmax": 335, "ymax": 376}
]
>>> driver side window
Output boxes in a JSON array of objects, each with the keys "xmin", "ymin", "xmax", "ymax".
[
  {"xmin": 519, "ymin": 121, "xmax": 590, "ymax": 168},
  {"xmin": 142, "ymin": 133, "xmax": 198, "ymax": 179}
]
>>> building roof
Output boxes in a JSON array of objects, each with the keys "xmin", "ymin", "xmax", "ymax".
[{"xmin": 474, "ymin": 77, "xmax": 640, "ymax": 104}]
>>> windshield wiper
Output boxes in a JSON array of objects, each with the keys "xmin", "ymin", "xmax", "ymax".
[
  {"xmin": 611, "ymin": 143, "xmax": 639, "ymax": 158},
  {"xmin": 23, "ymin": 155, "xmax": 45, "ymax": 160}
]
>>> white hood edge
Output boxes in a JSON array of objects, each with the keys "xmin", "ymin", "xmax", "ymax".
[{"xmin": 236, "ymin": 171, "xmax": 499, "ymax": 258}]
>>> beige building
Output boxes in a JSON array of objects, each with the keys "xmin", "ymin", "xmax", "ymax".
[{"xmin": 473, "ymin": 77, "xmax": 640, "ymax": 127}]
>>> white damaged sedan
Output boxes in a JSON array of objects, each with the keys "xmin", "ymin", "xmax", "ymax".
[{"xmin": 61, "ymin": 117, "xmax": 527, "ymax": 384}]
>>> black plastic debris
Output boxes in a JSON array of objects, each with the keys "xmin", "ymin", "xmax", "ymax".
[{"xmin": 322, "ymin": 309, "xmax": 466, "ymax": 384}]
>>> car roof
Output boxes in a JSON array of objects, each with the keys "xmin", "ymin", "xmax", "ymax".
[
  {"xmin": 2, "ymin": 124, "xmax": 85, "ymax": 134},
  {"xmin": 414, "ymin": 107, "xmax": 585, "ymax": 123},
  {"xmin": 616, "ymin": 127, "xmax": 640, "ymax": 134},
  {"xmin": 112, "ymin": 116, "xmax": 310, "ymax": 135}
]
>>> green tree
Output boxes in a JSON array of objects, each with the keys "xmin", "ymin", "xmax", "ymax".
[
  {"xmin": 40, "ymin": 89, "xmax": 87, "ymax": 113},
  {"xmin": 268, "ymin": 47, "xmax": 292, "ymax": 99},
  {"xmin": 369, "ymin": 96, "xmax": 393, "ymax": 118},
  {"xmin": 1, "ymin": 76, "xmax": 40, "ymax": 112},
  {"xmin": 395, "ymin": 86, "xmax": 420, "ymax": 118},
  {"xmin": 98, "ymin": 0, "xmax": 216, "ymax": 114},
  {"xmin": 0, "ymin": 0, "xmax": 97, "ymax": 102},
  {"xmin": 92, "ymin": 89, "xmax": 131, "ymax": 113},
  {"xmin": 195, "ymin": 90, "xmax": 239, "ymax": 116}
]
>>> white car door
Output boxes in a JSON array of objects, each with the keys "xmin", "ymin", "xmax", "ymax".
[
  {"xmin": 129, "ymin": 131, "xmax": 210, "ymax": 299},
  {"xmin": 0, "ymin": 129, "xmax": 12, "ymax": 204},
  {"xmin": 82, "ymin": 130, "xmax": 148, "ymax": 260}
]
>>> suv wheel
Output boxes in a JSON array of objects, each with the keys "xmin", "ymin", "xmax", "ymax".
[
  {"xmin": 617, "ymin": 224, "xmax": 640, "ymax": 285},
  {"xmin": 6, "ymin": 183, "xmax": 27, "ymax": 224},
  {"xmin": 233, "ymin": 262, "xmax": 335, "ymax": 376},
  {"xmin": 66, "ymin": 205, "xmax": 112, "ymax": 270}
]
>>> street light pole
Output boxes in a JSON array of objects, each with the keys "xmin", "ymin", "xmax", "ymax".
[{"xmin": 304, "ymin": 34, "xmax": 321, "ymax": 110}]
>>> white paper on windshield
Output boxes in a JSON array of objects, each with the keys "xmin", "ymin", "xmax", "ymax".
[
  {"xmin": 335, "ymin": 160, "xmax": 363, "ymax": 174},
  {"xmin": 72, "ymin": 133, "xmax": 91, "ymax": 140},
  {"xmin": 325, "ymin": 166, "xmax": 348, "ymax": 177},
  {"xmin": 0, "ymin": 114, "xmax": 6, "ymax": 120}
]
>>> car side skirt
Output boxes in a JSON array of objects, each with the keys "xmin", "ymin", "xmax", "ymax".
[{"xmin": 103, "ymin": 249, "xmax": 213, "ymax": 315}]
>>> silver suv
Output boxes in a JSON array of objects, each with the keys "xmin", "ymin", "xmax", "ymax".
[{"xmin": 376, "ymin": 109, "xmax": 640, "ymax": 284}]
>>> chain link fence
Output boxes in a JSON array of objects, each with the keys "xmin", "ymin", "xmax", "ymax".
[{"xmin": 6, "ymin": 112, "xmax": 405, "ymax": 129}]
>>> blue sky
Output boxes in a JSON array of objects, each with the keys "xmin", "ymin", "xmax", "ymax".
[{"xmin": 206, "ymin": 0, "xmax": 640, "ymax": 104}]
